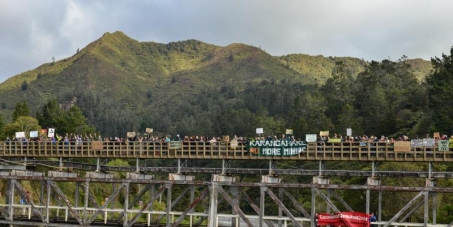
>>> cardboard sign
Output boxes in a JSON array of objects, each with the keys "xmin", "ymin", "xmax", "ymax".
[
  {"xmin": 222, "ymin": 135, "xmax": 230, "ymax": 142},
  {"xmin": 285, "ymin": 129, "xmax": 293, "ymax": 135},
  {"xmin": 328, "ymin": 138, "xmax": 342, "ymax": 143},
  {"xmin": 91, "ymin": 141, "xmax": 103, "ymax": 151},
  {"xmin": 394, "ymin": 141, "xmax": 411, "ymax": 152},
  {"xmin": 433, "ymin": 132, "xmax": 440, "ymax": 138},
  {"xmin": 127, "ymin": 132, "xmax": 136, "ymax": 138},
  {"xmin": 145, "ymin": 128, "xmax": 153, "ymax": 133},
  {"xmin": 230, "ymin": 139, "xmax": 238, "ymax": 149},
  {"xmin": 320, "ymin": 131, "xmax": 329, "ymax": 137}
]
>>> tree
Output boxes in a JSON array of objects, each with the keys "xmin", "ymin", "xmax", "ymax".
[
  {"xmin": 352, "ymin": 59, "xmax": 424, "ymax": 137},
  {"xmin": 426, "ymin": 47, "xmax": 453, "ymax": 134},
  {"xmin": 21, "ymin": 80, "xmax": 28, "ymax": 90},
  {"xmin": 36, "ymin": 98, "xmax": 63, "ymax": 129},
  {"xmin": 36, "ymin": 98, "xmax": 96, "ymax": 135},
  {"xmin": 0, "ymin": 112, "xmax": 5, "ymax": 139},
  {"xmin": 287, "ymin": 91, "xmax": 333, "ymax": 136},
  {"xmin": 61, "ymin": 106, "xmax": 96, "ymax": 134},
  {"xmin": 4, "ymin": 116, "xmax": 41, "ymax": 138},
  {"xmin": 12, "ymin": 102, "xmax": 30, "ymax": 122},
  {"xmin": 321, "ymin": 61, "xmax": 356, "ymax": 133}
]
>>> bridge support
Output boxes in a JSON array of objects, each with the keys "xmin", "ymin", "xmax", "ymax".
[
  {"xmin": 48, "ymin": 171, "xmax": 77, "ymax": 178},
  {"xmin": 426, "ymin": 178, "xmax": 437, "ymax": 225},
  {"xmin": 261, "ymin": 175, "xmax": 282, "ymax": 227},
  {"xmin": 86, "ymin": 171, "xmax": 114, "ymax": 178},
  {"xmin": 366, "ymin": 177, "xmax": 381, "ymax": 215},
  {"xmin": 126, "ymin": 172, "xmax": 154, "ymax": 180},
  {"xmin": 209, "ymin": 174, "xmax": 241, "ymax": 227},
  {"xmin": 0, "ymin": 175, "xmax": 452, "ymax": 227},
  {"xmin": 312, "ymin": 176, "xmax": 329, "ymax": 184},
  {"xmin": 96, "ymin": 157, "xmax": 100, "ymax": 172}
]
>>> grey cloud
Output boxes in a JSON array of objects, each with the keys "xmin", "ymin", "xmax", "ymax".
[{"xmin": 1, "ymin": 0, "xmax": 453, "ymax": 82}]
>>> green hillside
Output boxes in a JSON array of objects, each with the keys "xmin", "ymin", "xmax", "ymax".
[
  {"xmin": 0, "ymin": 31, "xmax": 433, "ymax": 137},
  {"xmin": 406, "ymin": 58, "xmax": 433, "ymax": 81},
  {"xmin": 277, "ymin": 54, "xmax": 369, "ymax": 84}
]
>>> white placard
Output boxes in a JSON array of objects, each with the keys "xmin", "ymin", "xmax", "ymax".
[
  {"xmin": 305, "ymin": 134, "xmax": 317, "ymax": 143},
  {"xmin": 346, "ymin": 128, "xmax": 352, "ymax": 136},
  {"xmin": 256, "ymin": 128, "xmax": 263, "ymax": 134},
  {"xmin": 30, "ymin": 131, "xmax": 38, "ymax": 138},
  {"xmin": 438, "ymin": 140, "xmax": 449, "ymax": 151},
  {"xmin": 15, "ymin": 132, "xmax": 25, "ymax": 138},
  {"xmin": 48, "ymin": 128, "xmax": 55, "ymax": 138}
]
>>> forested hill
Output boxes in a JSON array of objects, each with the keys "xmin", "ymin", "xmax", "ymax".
[{"xmin": 0, "ymin": 31, "xmax": 436, "ymax": 138}]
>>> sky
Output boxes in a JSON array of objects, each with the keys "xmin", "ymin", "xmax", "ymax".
[{"xmin": 1, "ymin": 0, "xmax": 453, "ymax": 82}]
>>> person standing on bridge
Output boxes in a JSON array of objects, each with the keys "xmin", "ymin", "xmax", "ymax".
[{"xmin": 369, "ymin": 211, "xmax": 377, "ymax": 227}]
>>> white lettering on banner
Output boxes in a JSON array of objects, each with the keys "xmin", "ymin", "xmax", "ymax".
[
  {"xmin": 339, "ymin": 213, "xmax": 369, "ymax": 221},
  {"xmin": 249, "ymin": 140, "xmax": 305, "ymax": 147},
  {"xmin": 262, "ymin": 148, "xmax": 281, "ymax": 156},
  {"xmin": 318, "ymin": 213, "xmax": 368, "ymax": 221},
  {"xmin": 283, "ymin": 148, "xmax": 303, "ymax": 155},
  {"xmin": 248, "ymin": 140, "xmax": 307, "ymax": 156}
]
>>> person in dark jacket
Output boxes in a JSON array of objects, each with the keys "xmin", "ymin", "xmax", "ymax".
[{"xmin": 370, "ymin": 212, "xmax": 377, "ymax": 227}]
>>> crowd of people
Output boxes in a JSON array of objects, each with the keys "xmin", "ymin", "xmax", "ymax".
[
  {"xmin": 4, "ymin": 131, "xmax": 453, "ymax": 145},
  {"xmin": 317, "ymin": 133, "xmax": 453, "ymax": 143}
]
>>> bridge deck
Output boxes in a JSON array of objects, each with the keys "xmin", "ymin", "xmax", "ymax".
[{"xmin": 0, "ymin": 141, "xmax": 451, "ymax": 162}]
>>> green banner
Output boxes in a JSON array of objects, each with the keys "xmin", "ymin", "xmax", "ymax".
[{"xmin": 247, "ymin": 140, "xmax": 307, "ymax": 156}]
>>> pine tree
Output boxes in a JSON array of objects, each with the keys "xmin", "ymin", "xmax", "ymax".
[
  {"xmin": 12, "ymin": 102, "xmax": 30, "ymax": 121},
  {"xmin": 426, "ymin": 47, "xmax": 453, "ymax": 134}
]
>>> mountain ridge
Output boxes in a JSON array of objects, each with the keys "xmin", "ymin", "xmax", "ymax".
[
  {"xmin": 1, "ymin": 31, "xmax": 433, "ymax": 90},
  {"xmin": 0, "ymin": 31, "xmax": 433, "ymax": 136}
]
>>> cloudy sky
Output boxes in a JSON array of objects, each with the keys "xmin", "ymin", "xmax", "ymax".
[{"xmin": 1, "ymin": 0, "xmax": 452, "ymax": 82}]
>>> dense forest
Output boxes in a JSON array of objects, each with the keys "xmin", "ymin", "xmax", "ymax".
[{"xmin": 0, "ymin": 32, "xmax": 453, "ymax": 223}]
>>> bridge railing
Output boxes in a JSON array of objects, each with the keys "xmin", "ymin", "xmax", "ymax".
[{"xmin": 0, "ymin": 141, "xmax": 452, "ymax": 161}]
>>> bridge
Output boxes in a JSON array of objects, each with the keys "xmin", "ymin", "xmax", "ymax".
[
  {"xmin": 1, "ymin": 140, "xmax": 452, "ymax": 161},
  {"xmin": 0, "ymin": 141, "xmax": 452, "ymax": 227}
]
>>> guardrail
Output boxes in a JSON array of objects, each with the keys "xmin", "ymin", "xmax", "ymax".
[{"xmin": 0, "ymin": 141, "xmax": 452, "ymax": 162}]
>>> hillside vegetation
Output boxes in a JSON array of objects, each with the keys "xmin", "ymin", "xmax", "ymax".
[{"xmin": 0, "ymin": 31, "xmax": 434, "ymax": 138}]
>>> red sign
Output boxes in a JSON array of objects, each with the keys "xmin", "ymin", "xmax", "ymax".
[{"xmin": 317, "ymin": 212, "xmax": 370, "ymax": 227}]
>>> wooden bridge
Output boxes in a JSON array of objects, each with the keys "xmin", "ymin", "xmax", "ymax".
[
  {"xmin": 0, "ymin": 141, "xmax": 452, "ymax": 227},
  {"xmin": 0, "ymin": 141, "xmax": 452, "ymax": 162}
]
